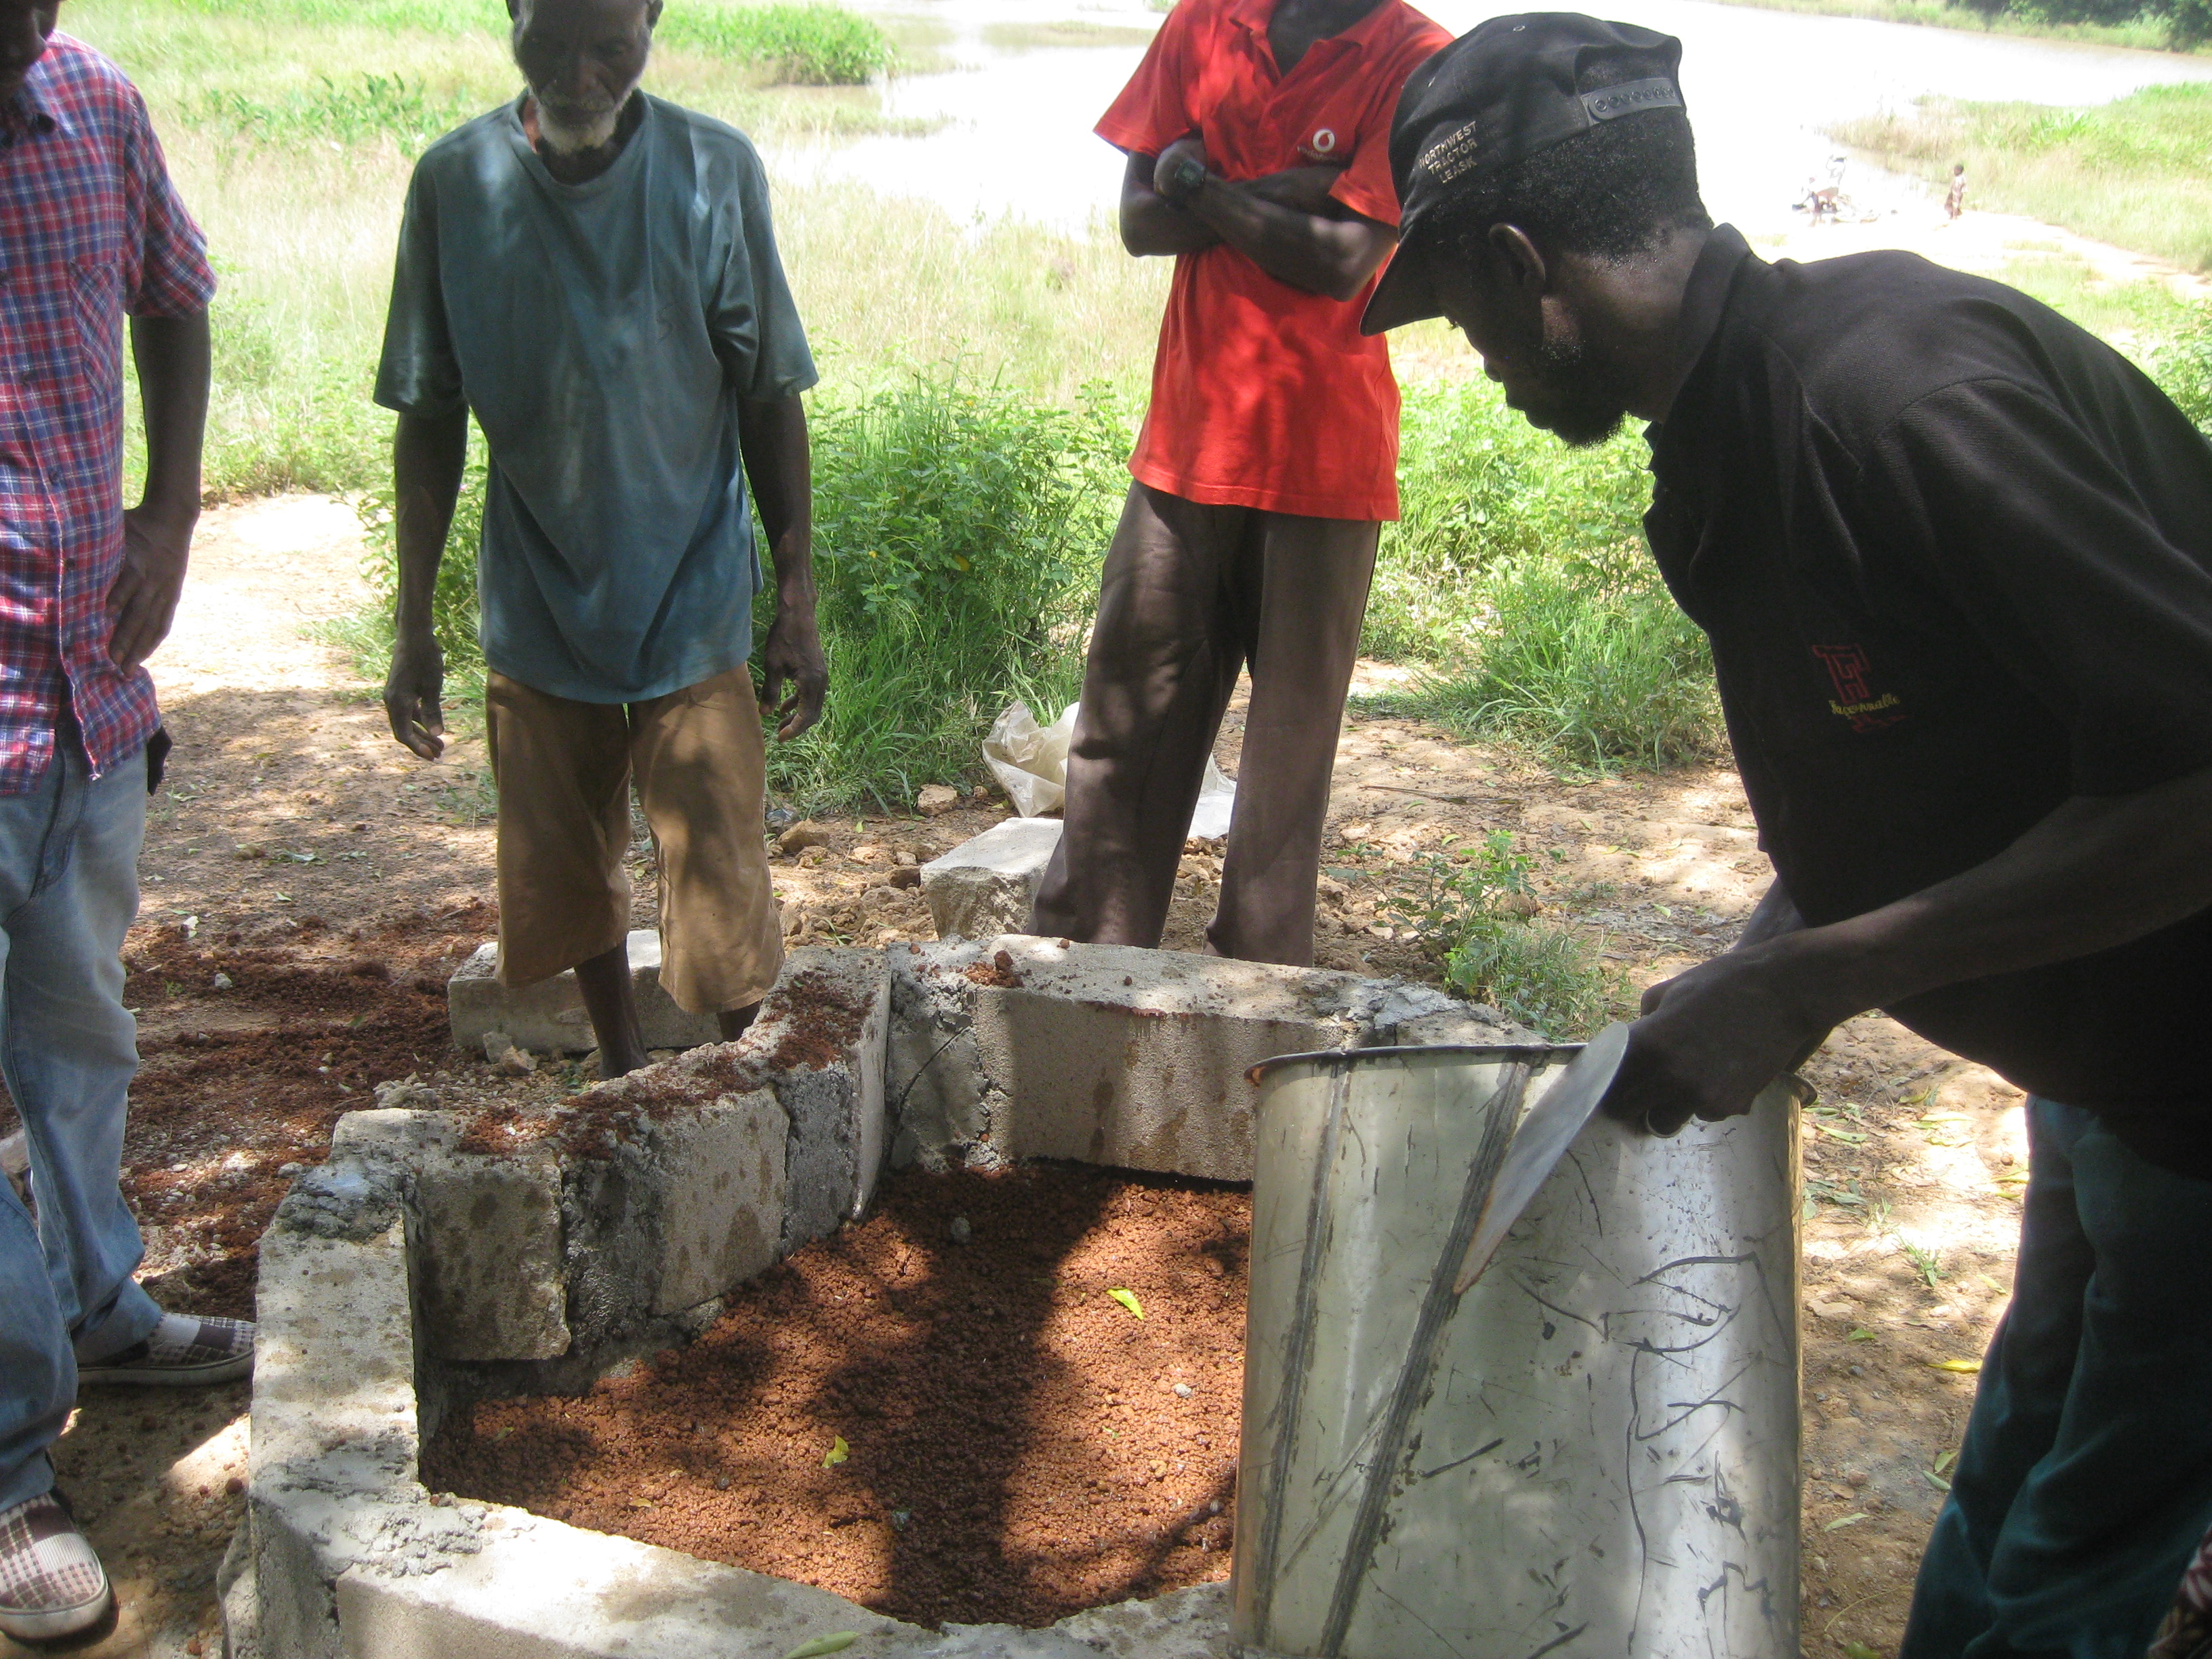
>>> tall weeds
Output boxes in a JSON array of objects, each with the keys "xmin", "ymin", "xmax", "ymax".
[
  {"xmin": 1366, "ymin": 382, "xmax": 1721, "ymax": 771},
  {"xmin": 767, "ymin": 380, "xmax": 1127, "ymax": 809}
]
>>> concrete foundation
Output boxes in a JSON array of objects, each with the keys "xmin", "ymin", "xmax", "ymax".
[{"xmin": 235, "ymin": 935, "xmax": 1523, "ymax": 1659}]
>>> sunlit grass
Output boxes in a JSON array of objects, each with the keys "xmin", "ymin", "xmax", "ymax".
[
  {"xmin": 1833, "ymin": 83, "xmax": 2212, "ymax": 272},
  {"xmin": 1706, "ymin": 0, "xmax": 2204, "ymax": 53}
]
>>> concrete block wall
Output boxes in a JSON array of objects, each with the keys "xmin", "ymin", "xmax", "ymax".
[
  {"xmin": 235, "ymin": 934, "xmax": 1527, "ymax": 1656},
  {"xmin": 888, "ymin": 936, "xmax": 1528, "ymax": 1180}
]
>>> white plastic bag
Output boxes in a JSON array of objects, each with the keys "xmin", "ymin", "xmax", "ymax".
[
  {"xmin": 984, "ymin": 700, "xmax": 1079, "ymax": 817},
  {"xmin": 1189, "ymin": 756, "xmax": 1237, "ymax": 840},
  {"xmin": 985, "ymin": 699, "xmax": 1240, "ymax": 833}
]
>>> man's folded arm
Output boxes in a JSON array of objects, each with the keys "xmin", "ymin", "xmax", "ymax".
[
  {"xmin": 1118, "ymin": 144, "xmax": 1395, "ymax": 298},
  {"xmin": 1118, "ymin": 150, "xmax": 1223, "ymax": 257}
]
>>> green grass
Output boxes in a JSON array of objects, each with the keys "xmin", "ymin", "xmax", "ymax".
[
  {"xmin": 1368, "ymin": 380, "xmax": 1652, "ymax": 661},
  {"xmin": 100, "ymin": 0, "xmax": 897, "ymax": 81},
  {"xmin": 1832, "ymin": 83, "xmax": 2212, "ymax": 271},
  {"xmin": 659, "ymin": 4, "xmax": 896, "ymax": 85},
  {"xmin": 760, "ymin": 379, "xmax": 1128, "ymax": 810},
  {"xmin": 1706, "ymin": 0, "xmax": 2208, "ymax": 52},
  {"xmin": 2151, "ymin": 305, "xmax": 2212, "ymax": 431},
  {"xmin": 72, "ymin": 0, "xmax": 1159, "ymax": 503},
  {"xmin": 1357, "ymin": 381, "xmax": 1721, "ymax": 771},
  {"xmin": 1387, "ymin": 542, "xmax": 1723, "ymax": 773},
  {"xmin": 1382, "ymin": 834, "xmax": 1626, "ymax": 1038}
]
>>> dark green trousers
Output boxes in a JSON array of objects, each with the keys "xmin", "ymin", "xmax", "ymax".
[{"xmin": 1902, "ymin": 1100, "xmax": 2212, "ymax": 1658}]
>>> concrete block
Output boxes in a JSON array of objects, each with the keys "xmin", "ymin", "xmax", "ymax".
[
  {"xmin": 887, "ymin": 951, "xmax": 987, "ymax": 1171},
  {"xmin": 249, "ymin": 1158, "xmax": 423, "ymax": 1659},
  {"xmin": 330, "ymin": 1107, "xmax": 461, "ymax": 1160},
  {"xmin": 970, "ymin": 939, "xmax": 1351, "ymax": 1179},
  {"xmin": 415, "ymin": 1150, "xmax": 569, "ymax": 1361},
  {"xmin": 921, "ymin": 817, "xmax": 1062, "ymax": 939},
  {"xmin": 218, "ymin": 1522, "xmax": 260, "ymax": 1659},
  {"xmin": 448, "ymin": 929, "xmax": 720, "ymax": 1056},
  {"xmin": 888, "ymin": 938, "xmax": 1533, "ymax": 1181},
  {"xmin": 333, "ymin": 1509, "xmax": 912, "ymax": 1658},
  {"xmin": 1052, "ymin": 1582, "xmax": 1229, "ymax": 1658},
  {"xmin": 886, "ymin": 1624, "xmax": 1101, "ymax": 1658},
  {"xmin": 649, "ymin": 1090, "xmax": 788, "ymax": 1315},
  {"xmin": 327, "ymin": 1105, "xmax": 571, "ymax": 1363},
  {"xmin": 740, "ymin": 947, "xmax": 891, "ymax": 1249}
]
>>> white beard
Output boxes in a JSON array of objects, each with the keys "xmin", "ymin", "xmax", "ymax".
[{"xmin": 534, "ymin": 98, "xmax": 626, "ymax": 154}]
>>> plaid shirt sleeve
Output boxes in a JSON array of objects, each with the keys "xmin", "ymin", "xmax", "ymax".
[{"xmin": 121, "ymin": 78, "xmax": 213, "ymax": 320}]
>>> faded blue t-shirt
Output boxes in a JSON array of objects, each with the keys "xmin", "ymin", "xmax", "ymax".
[{"xmin": 373, "ymin": 94, "xmax": 815, "ymax": 703}]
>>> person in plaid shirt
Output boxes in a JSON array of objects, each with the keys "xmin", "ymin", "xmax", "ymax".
[{"xmin": 0, "ymin": 2, "xmax": 245, "ymax": 1641}]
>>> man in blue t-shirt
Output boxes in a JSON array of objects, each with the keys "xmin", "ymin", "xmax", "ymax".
[{"xmin": 377, "ymin": 0, "xmax": 824, "ymax": 1076}]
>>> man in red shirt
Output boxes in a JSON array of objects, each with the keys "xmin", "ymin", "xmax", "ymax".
[{"xmin": 1027, "ymin": 0, "xmax": 1449, "ymax": 965}]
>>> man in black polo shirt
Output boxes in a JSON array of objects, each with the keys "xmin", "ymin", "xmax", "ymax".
[{"xmin": 1364, "ymin": 14, "xmax": 2212, "ymax": 1654}]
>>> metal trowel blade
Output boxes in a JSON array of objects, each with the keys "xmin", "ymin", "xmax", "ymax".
[{"xmin": 1452, "ymin": 1021, "xmax": 1633, "ymax": 1295}]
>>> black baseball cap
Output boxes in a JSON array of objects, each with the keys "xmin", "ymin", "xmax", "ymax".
[{"xmin": 1361, "ymin": 13, "xmax": 1685, "ymax": 334}]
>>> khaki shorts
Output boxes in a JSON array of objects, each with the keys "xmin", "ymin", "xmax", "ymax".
[{"xmin": 484, "ymin": 665, "xmax": 783, "ymax": 1015}]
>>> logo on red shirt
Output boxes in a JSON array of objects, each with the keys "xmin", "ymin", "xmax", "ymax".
[
  {"xmin": 1812, "ymin": 644, "xmax": 1906, "ymax": 733},
  {"xmin": 1302, "ymin": 126, "xmax": 1338, "ymax": 158}
]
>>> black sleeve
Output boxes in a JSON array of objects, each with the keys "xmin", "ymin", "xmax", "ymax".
[{"xmin": 1863, "ymin": 376, "xmax": 2212, "ymax": 796}]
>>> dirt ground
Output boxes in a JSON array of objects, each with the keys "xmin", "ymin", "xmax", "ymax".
[
  {"xmin": 0, "ymin": 492, "xmax": 2032, "ymax": 1658},
  {"xmin": 428, "ymin": 1165, "xmax": 1249, "ymax": 1629}
]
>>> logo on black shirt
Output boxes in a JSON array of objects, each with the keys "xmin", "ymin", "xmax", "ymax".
[{"xmin": 1813, "ymin": 644, "xmax": 1906, "ymax": 733}]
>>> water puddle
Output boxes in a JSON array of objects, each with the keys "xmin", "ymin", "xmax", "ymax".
[{"xmin": 767, "ymin": 0, "xmax": 2212, "ymax": 237}]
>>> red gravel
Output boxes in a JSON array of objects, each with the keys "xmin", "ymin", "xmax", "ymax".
[
  {"xmin": 0, "ymin": 907, "xmax": 493, "ymax": 1320},
  {"xmin": 426, "ymin": 1165, "xmax": 1250, "ymax": 1629}
]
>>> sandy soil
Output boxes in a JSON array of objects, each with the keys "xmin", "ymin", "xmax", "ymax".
[
  {"xmin": 429, "ymin": 1166, "xmax": 1250, "ymax": 1629},
  {"xmin": 0, "ymin": 490, "xmax": 2034, "ymax": 1658}
]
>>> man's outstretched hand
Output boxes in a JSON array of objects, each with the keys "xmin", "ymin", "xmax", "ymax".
[
  {"xmin": 1603, "ymin": 946, "xmax": 1832, "ymax": 1136},
  {"xmin": 107, "ymin": 506, "xmax": 194, "ymax": 673},
  {"xmin": 385, "ymin": 630, "xmax": 446, "ymax": 760},
  {"xmin": 760, "ymin": 596, "xmax": 826, "ymax": 741}
]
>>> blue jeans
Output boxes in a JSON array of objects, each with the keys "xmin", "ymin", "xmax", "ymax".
[
  {"xmin": 1901, "ymin": 1099, "xmax": 2212, "ymax": 1658},
  {"xmin": 0, "ymin": 733, "xmax": 157, "ymax": 1512}
]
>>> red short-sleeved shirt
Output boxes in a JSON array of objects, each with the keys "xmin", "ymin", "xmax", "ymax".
[{"xmin": 1098, "ymin": 0, "xmax": 1449, "ymax": 523}]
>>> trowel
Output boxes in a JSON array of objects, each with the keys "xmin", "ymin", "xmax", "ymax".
[{"xmin": 1452, "ymin": 1020, "xmax": 1633, "ymax": 1294}]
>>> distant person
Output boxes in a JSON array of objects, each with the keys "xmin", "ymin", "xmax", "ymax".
[
  {"xmin": 1027, "ymin": 0, "xmax": 1451, "ymax": 965},
  {"xmin": 1365, "ymin": 14, "xmax": 2212, "ymax": 1653},
  {"xmin": 1, "ymin": 1, "xmax": 249, "ymax": 1644},
  {"xmin": 1946, "ymin": 159, "xmax": 1967, "ymax": 221},
  {"xmin": 377, "ymin": 0, "xmax": 825, "ymax": 1076}
]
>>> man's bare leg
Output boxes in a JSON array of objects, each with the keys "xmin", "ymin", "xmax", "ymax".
[
  {"xmin": 575, "ymin": 941, "xmax": 649, "ymax": 1078},
  {"xmin": 718, "ymin": 1003, "xmax": 762, "ymax": 1042}
]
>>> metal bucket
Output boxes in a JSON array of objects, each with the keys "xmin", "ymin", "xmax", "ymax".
[{"xmin": 1231, "ymin": 1043, "xmax": 1804, "ymax": 1659}]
